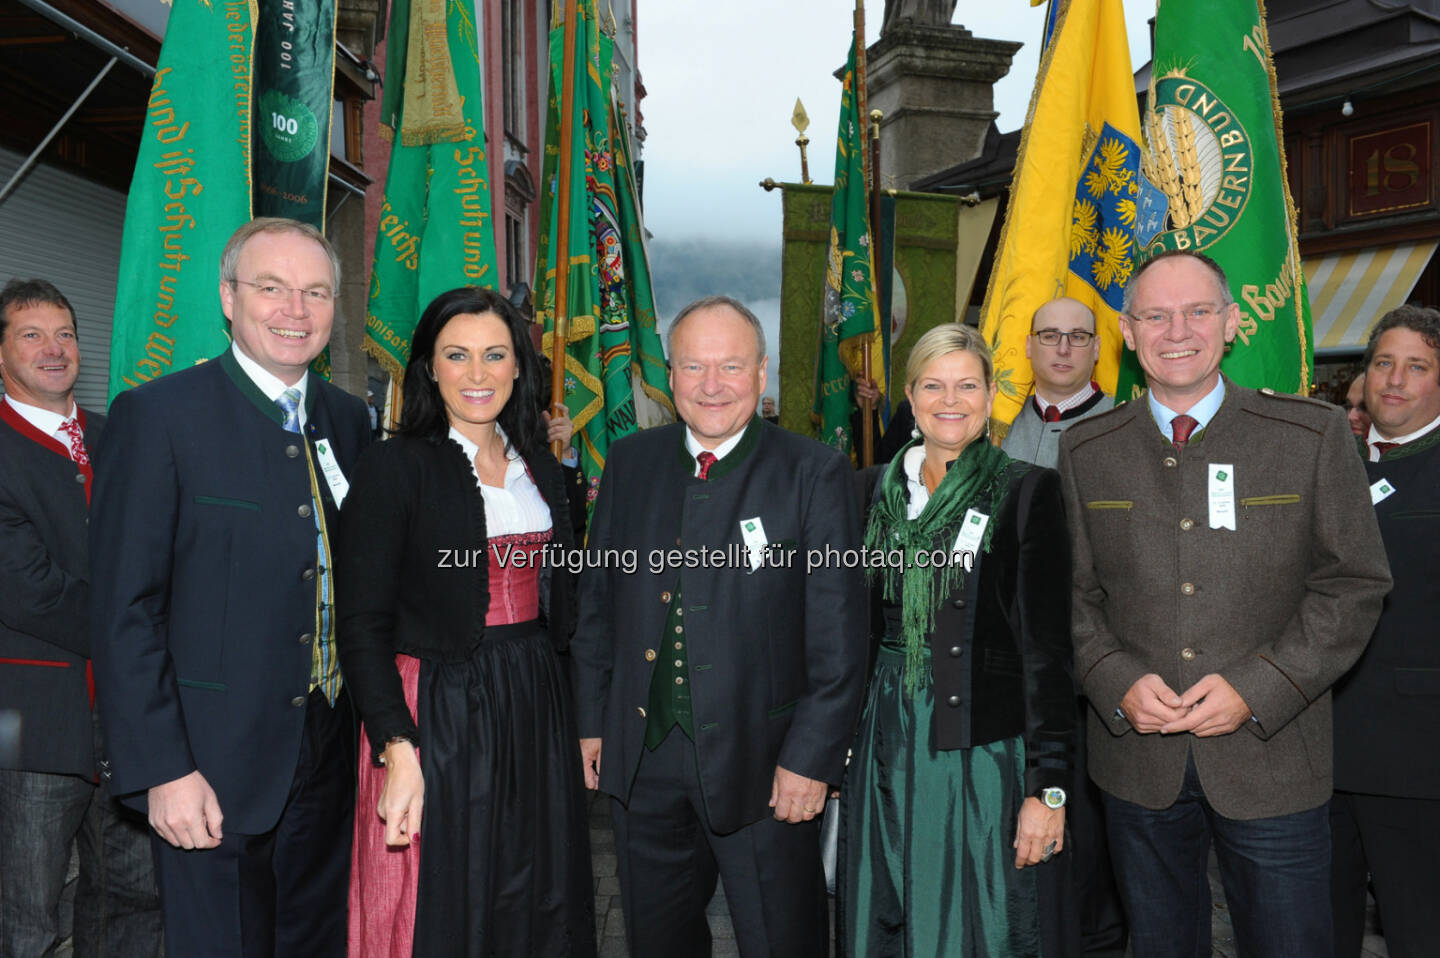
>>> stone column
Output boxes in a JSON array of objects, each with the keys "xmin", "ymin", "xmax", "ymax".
[
  {"xmin": 336, "ymin": 0, "xmax": 382, "ymax": 62},
  {"xmin": 866, "ymin": 23, "xmax": 1021, "ymax": 188},
  {"xmin": 326, "ymin": 196, "xmax": 371, "ymax": 397},
  {"xmin": 329, "ymin": 0, "xmax": 382, "ymax": 399}
]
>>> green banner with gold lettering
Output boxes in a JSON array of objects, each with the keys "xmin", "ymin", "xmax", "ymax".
[
  {"xmin": 364, "ymin": 0, "xmax": 497, "ymax": 379},
  {"xmin": 108, "ymin": 0, "xmax": 255, "ymax": 401},
  {"xmin": 252, "ymin": 0, "xmax": 335, "ymax": 226},
  {"xmin": 1115, "ymin": 0, "xmax": 1311, "ymax": 399},
  {"xmin": 253, "ymin": 0, "xmax": 337, "ymax": 379}
]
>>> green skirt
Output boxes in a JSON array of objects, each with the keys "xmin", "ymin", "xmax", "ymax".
[{"xmin": 837, "ymin": 642, "xmax": 1042, "ymax": 958}]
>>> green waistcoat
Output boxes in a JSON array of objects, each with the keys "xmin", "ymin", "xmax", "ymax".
[
  {"xmin": 644, "ymin": 586, "xmax": 691, "ymax": 748},
  {"xmin": 642, "ymin": 417, "xmax": 763, "ymax": 749}
]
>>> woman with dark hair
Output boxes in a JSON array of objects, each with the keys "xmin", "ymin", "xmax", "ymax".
[{"xmin": 337, "ymin": 287, "xmax": 595, "ymax": 957}]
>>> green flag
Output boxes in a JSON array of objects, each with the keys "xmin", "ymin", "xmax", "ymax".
[
  {"xmin": 536, "ymin": 1, "xmax": 672, "ymax": 510},
  {"xmin": 253, "ymin": 0, "xmax": 339, "ymax": 379},
  {"xmin": 364, "ymin": 0, "xmax": 498, "ymax": 380},
  {"xmin": 813, "ymin": 31, "xmax": 883, "ymax": 456},
  {"xmin": 610, "ymin": 93, "xmax": 674, "ymax": 429},
  {"xmin": 1116, "ymin": 0, "xmax": 1311, "ymax": 399},
  {"xmin": 252, "ymin": 0, "xmax": 336, "ymax": 226},
  {"xmin": 108, "ymin": 0, "xmax": 254, "ymax": 400}
]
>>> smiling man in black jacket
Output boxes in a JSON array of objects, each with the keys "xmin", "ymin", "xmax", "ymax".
[
  {"xmin": 0, "ymin": 279, "xmax": 162, "ymax": 956},
  {"xmin": 91, "ymin": 219, "xmax": 370, "ymax": 957},
  {"xmin": 571, "ymin": 295, "xmax": 867, "ymax": 958}
]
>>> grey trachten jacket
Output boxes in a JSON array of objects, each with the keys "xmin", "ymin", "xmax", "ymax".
[{"xmin": 1058, "ymin": 380, "xmax": 1390, "ymax": 819}]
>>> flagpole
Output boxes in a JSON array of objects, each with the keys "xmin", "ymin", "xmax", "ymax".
[
  {"xmin": 550, "ymin": 0, "xmax": 581, "ymax": 461},
  {"xmin": 853, "ymin": 0, "xmax": 874, "ymax": 467},
  {"xmin": 792, "ymin": 98, "xmax": 812, "ymax": 185},
  {"xmin": 385, "ymin": 377, "xmax": 402, "ymax": 435},
  {"xmin": 869, "ymin": 106, "xmax": 885, "ymax": 460}
]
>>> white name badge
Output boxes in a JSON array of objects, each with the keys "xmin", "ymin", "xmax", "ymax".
[
  {"xmin": 952, "ymin": 508, "xmax": 990, "ymax": 559},
  {"xmin": 314, "ymin": 439, "xmax": 350, "ymax": 508},
  {"xmin": 1208, "ymin": 464, "xmax": 1236, "ymax": 531},
  {"xmin": 739, "ymin": 516, "xmax": 768, "ymax": 572},
  {"xmin": 1370, "ymin": 477, "xmax": 1397, "ymax": 505}
]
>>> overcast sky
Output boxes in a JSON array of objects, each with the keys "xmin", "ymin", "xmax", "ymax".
[{"xmin": 638, "ymin": 0, "xmax": 1157, "ymax": 244}]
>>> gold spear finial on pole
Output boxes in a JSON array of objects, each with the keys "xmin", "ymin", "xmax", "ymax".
[{"xmin": 792, "ymin": 98, "xmax": 811, "ymax": 184}]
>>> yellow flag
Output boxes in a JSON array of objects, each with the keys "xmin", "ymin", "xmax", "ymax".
[{"xmin": 980, "ymin": 0, "xmax": 1141, "ymax": 430}]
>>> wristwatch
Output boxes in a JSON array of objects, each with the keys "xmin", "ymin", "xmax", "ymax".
[{"xmin": 1039, "ymin": 787, "xmax": 1067, "ymax": 809}]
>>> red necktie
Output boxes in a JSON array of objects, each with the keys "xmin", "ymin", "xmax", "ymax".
[
  {"xmin": 696, "ymin": 451, "xmax": 718, "ymax": 480},
  {"xmin": 59, "ymin": 418, "xmax": 89, "ymax": 466},
  {"xmin": 1042, "ymin": 405, "xmax": 1063, "ymax": 423},
  {"xmin": 1372, "ymin": 441, "xmax": 1398, "ymax": 458},
  {"xmin": 1171, "ymin": 414, "xmax": 1199, "ymax": 451}
]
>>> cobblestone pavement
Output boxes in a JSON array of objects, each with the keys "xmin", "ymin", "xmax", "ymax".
[
  {"xmin": 51, "ymin": 791, "xmax": 1388, "ymax": 956},
  {"xmin": 588, "ymin": 792, "xmax": 1390, "ymax": 958}
]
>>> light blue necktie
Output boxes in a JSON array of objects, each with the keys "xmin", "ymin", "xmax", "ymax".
[
  {"xmin": 275, "ymin": 387, "xmax": 338, "ymax": 702},
  {"xmin": 277, "ymin": 387, "xmax": 303, "ymax": 434}
]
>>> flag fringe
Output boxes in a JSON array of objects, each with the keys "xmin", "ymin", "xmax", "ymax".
[
  {"xmin": 362, "ymin": 336, "xmax": 406, "ymax": 382},
  {"xmin": 637, "ymin": 378, "xmax": 676, "ymax": 417},
  {"xmin": 1255, "ymin": 0, "xmax": 1310, "ymax": 392},
  {"xmin": 396, "ymin": 122, "xmax": 471, "ymax": 148}
]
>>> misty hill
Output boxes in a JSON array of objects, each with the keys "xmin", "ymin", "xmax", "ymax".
[{"xmin": 648, "ymin": 236, "xmax": 783, "ymax": 322}]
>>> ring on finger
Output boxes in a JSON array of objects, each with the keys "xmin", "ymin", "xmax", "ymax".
[{"xmin": 1041, "ymin": 839, "xmax": 1057, "ymax": 862}]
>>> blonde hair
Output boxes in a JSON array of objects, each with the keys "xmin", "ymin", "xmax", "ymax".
[{"xmin": 905, "ymin": 323, "xmax": 993, "ymax": 392}]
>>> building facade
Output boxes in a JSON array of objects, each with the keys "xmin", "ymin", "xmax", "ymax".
[
  {"xmin": 0, "ymin": 0, "xmax": 638, "ymax": 404},
  {"xmin": 911, "ymin": 0, "xmax": 1439, "ymax": 398},
  {"xmin": 1271, "ymin": 0, "xmax": 1440, "ymax": 397}
]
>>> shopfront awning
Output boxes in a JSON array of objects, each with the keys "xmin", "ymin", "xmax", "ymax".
[{"xmin": 1304, "ymin": 241, "xmax": 1437, "ymax": 355}]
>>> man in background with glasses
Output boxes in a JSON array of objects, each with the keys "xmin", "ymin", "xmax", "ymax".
[
  {"xmin": 1002, "ymin": 294, "xmax": 1126, "ymax": 958},
  {"xmin": 1001, "ymin": 297, "xmax": 1114, "ymax": 469}
]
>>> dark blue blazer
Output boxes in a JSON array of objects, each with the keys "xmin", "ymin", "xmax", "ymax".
[
  {"xmin": 0, "ymin": 403, "xmax": 103, "ymax": 777},
  {"xmin": 90, "ymin": 351, "xmax": 370, "ymax": 833}
]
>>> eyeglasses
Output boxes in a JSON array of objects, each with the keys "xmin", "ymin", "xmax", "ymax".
[
  {"xmin": 231, "ymin": 279, "xmax": 334, "ymax": 305},
  {"xmin": 1031, "ymin": 329, "xmax": 1095, "ymax": 347},
  {"xmin": 1128, "ymin": 303, "xmax": 1224, "ymax": 326}
]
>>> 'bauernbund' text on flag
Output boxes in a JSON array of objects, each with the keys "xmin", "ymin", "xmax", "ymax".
[{"xmin": 1115, "ymin": 0, "xmax": 1312, "ymax": 398}]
